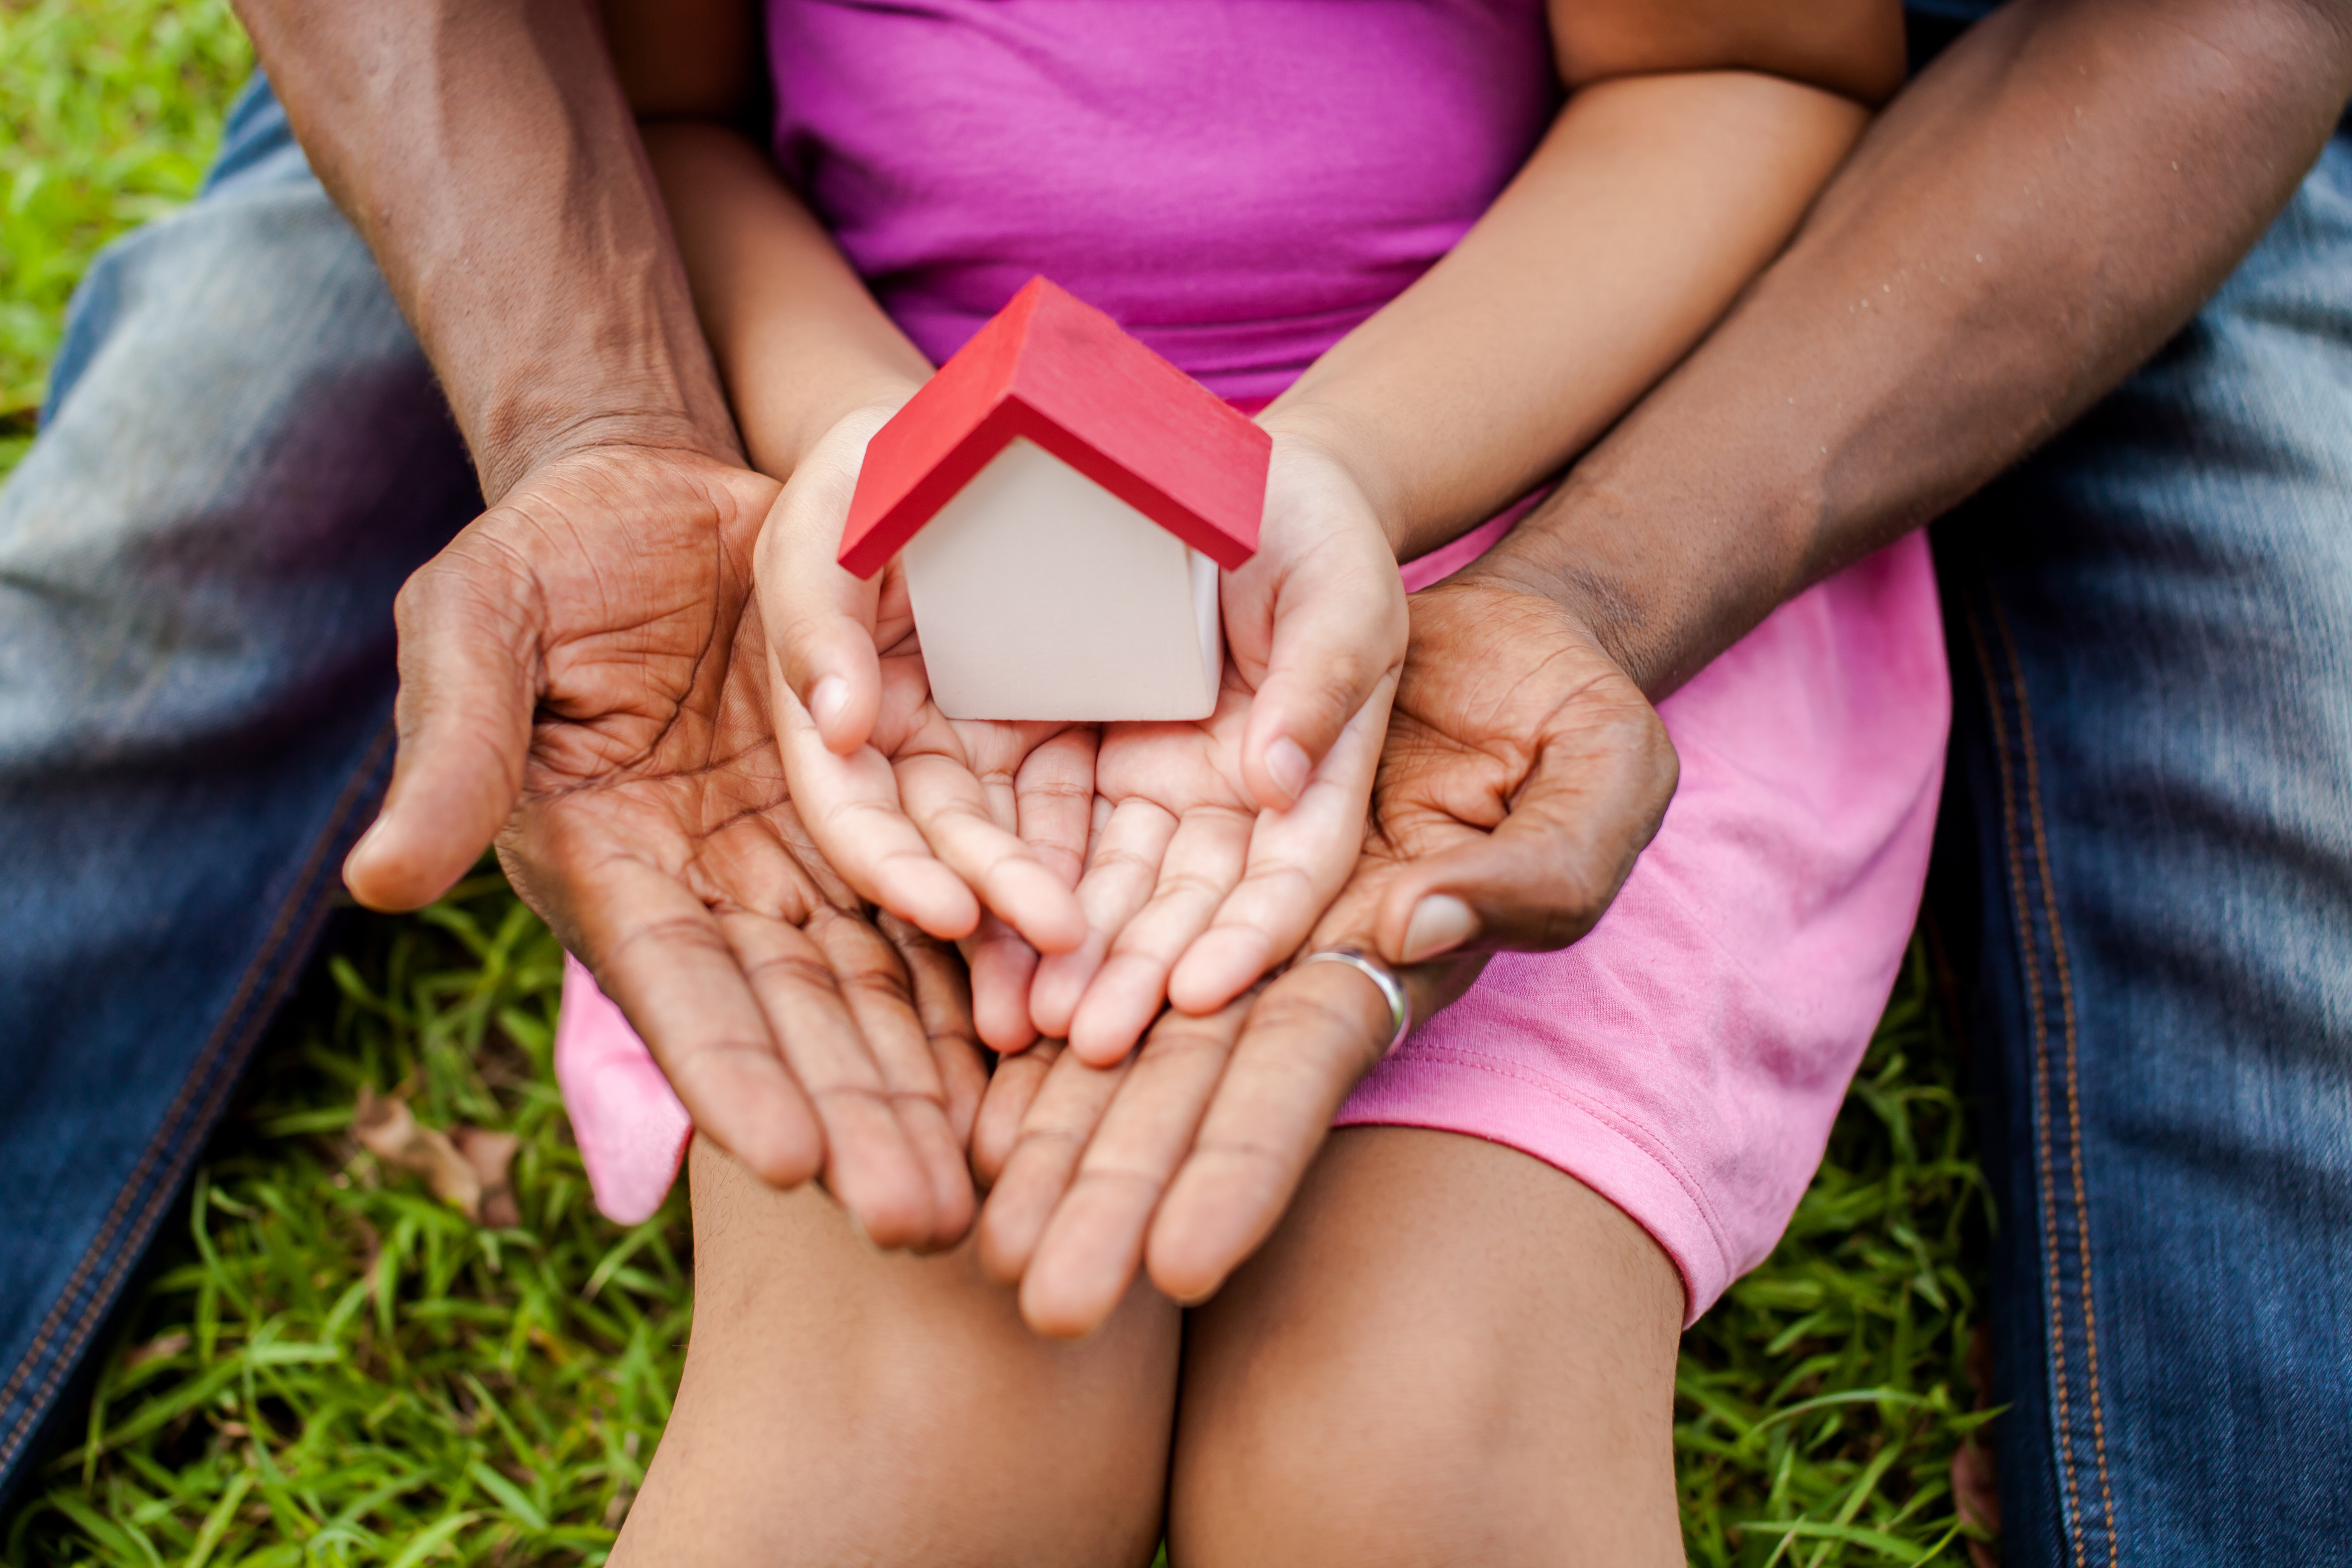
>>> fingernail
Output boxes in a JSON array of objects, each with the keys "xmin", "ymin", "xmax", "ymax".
[
  {"xmin": 1264, "ymin": 736, "xmax": 1312, "ymax": 806},
  {"xmin": 810, "ymin": 675, "xmax": 850, "ymax": 732},
  {"xmin": 1400, "ymin": 894, "xmax": 1477, "ymax": 964}
]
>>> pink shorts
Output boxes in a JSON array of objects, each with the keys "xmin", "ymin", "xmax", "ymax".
[
  {"xmin": 556, "ymin": 532, "xmax": 1948, "ymax": 1326},
  {"xmin": 1347, "ymin": 526, "xmax": 1947, "ymax": 1323}
]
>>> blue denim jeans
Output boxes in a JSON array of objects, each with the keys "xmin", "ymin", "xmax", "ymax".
[
  {"xmin": 0, "ymin": 80, "xmax": 477, "ymax": 1498},
  {"xmin": 3, "ymin": 60, "xmax": 2350, "ymax": 1560},
  {"xmin": 1935, "ymin": 114, "xmax": 2352, "ymax": 1568}
]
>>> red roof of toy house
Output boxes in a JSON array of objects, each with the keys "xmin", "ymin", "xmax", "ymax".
[{"xmin": 838, "ymin": 277, "xmax": 1270, "ymax": 579}]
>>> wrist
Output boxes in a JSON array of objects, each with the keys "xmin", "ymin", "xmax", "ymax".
[
  {"xmin": 450, "ymin": 271, "xmax": 749, "ymax": 501},
  {"xmin": 1458, "ymin": 469, "xmax": 1798, "ymax": 701},
  {"xmin": 477, "ymin": 399, "xmax": 749, "ymax": 504},
  {"xmin": 761, "ymin": 372, "xmax": 925, "ymax": 478},
  {"xmin": 1256, "ymin": 402, "xmax": 1414, "ymax": 558}
]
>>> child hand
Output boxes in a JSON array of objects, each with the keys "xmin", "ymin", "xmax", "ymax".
[
  {"xmin": 756, "ymin": 400, "xmax": 1092, "ymax": 1047},
  {"xmin": 1028, "ymin": 427, "xmax": 1406, "ymax": 1064}
]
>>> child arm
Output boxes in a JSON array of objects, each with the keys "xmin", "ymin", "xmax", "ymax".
[
  {"xmin": 1055, "ymin": 0, "xmax": 1904, "ymax": 1046},
  {"xmin": 599, "ymin": 0, "xmax": 932, "ymax": 473},
  {"xmin": 639, "ymin": 123, "xmax": 933, "ymax": 478},
  {"xmin": 1266, "ymin": 0, "xmax": 1904, "ymax": 562}
]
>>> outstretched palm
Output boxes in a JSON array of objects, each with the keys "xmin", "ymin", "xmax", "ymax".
[
  {"xmin": 1014, "ymin": 430, "xmax": 1402, "ymax": 1065},
  {"xmin": 779, "ymin": 569, "xmax": 1100, "ymax": 1050},
  {"xmin": 768, "ymin": 413, "xmax": 1405, "ymax": 1062},
  {"xmin": 1028, "ymin": 661, "xmax": 1389, "ymax": 1064},
  {"xmin": 975, "ymin": 571, "xmax": 1680, "ymax": 1335},
  {"xmin": 347, "ymin": 443, "xmax": 985, "ymax": 1251}
]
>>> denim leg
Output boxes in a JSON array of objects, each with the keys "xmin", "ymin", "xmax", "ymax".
[
  {"xmin": 0, "ymin": 81, "xmax": 478, "ymax": 1492},
  {"xmin": 1935, "ymin": 124, "xmax": 2352, "ymax": 1565}
]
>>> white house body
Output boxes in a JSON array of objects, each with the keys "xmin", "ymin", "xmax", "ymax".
[{"xmin": 903, "ymin": 437, "xmax": 1222, "ymax": 722}]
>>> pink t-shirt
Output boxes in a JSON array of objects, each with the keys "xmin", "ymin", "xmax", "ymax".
[
  {"xmin": 551, "ymin": 0, "xmax": 1951, "ymax": 1322},
  {"xmin": 768, "ymin": 0, "xmax": 1555, "ymax": 403}
]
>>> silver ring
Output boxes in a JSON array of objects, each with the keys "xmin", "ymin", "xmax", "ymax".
[{"xmin": 1295, "ymin": 948, "xmax": 1412, "ymax": 1056}]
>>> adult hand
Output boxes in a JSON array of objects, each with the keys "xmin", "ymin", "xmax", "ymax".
[
  {"xmin": 1027, "ymin": 428, "xmax": 1406, "ymax": 1065},
  {"xmin": 973, "ymin": 573, "xmax": 1678, "ymax": 1334},
  {"xmin": 759, "ymin": 401, "xmax": 1095, "ymax": 1051},
  {"xmin": 343, "ymin": 440, "xmax": 985, "ymax": 1252}
]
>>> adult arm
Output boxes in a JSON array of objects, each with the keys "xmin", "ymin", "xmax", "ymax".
[
  {"xmin": 1483, "ymin": 0, "xmax": 2352, "ymax": 700},
  {"xmin": 979, "ymin": 0, "xmax": 2352, "ymax": 1329},
  {"xmin": 1357, "ymin": 0, "xmax": 2352, "ymax": 968},
  {"xmin": 231, "ymin": 0, "xmax": 738, "ymax": 509},
  {"xmin": 233, "ymin": 0, "xmax": 986, "ymax": 1248}
]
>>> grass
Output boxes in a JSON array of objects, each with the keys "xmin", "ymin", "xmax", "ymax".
[
  {"xmin": 0, "ymin": 0, "xmax": 249, "ymax": 469},
  {"xmin": 0, "ymin": 2, "xmax": 1995, "ymax": 1562}
]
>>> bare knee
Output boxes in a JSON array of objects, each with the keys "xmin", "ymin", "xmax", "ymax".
[
  {"xmin": 1167, "ymin": 1128, "xmax": 1685, "ymax": 1568},
  {"xmin": 1174, "ymin": 1326, "xmax": 1574, "ymax": 1564},
  {"xmin": 614, "ymin": 1139, "xmax": 1179, "ymax": 1568}
]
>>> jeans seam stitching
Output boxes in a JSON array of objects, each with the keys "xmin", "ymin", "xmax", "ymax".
[
  {"xmin": 0, "ymin": 721, "xmax": 395, "ymax": 1474},
  {"xmin": 1966, "ymin": 600, "xmax": 2087, "ymax": 1566},
  {"xmin": 1989, "ymin": 595, "xmax": 2120, "ymax": 1565}
]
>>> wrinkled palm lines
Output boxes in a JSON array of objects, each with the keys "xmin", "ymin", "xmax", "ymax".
[{"xmin": 0, "ymin": 0, "xmax": 1992, "ymax": 1557}]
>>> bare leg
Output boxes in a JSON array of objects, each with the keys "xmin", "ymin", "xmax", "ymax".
[
  {"xmin": 613, "ymin": 1138, "xmax": 1181, "ymax": 1567},
  {"xmin": 1170, "ymin": 1127, "xmax": 1686, "ymax": 1568}
]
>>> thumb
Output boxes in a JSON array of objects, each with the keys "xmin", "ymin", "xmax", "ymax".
[
  {"xmin": 344, "ymin": 547, "xmax": 538, "ymax": 912},
  {"xmin": 1238, "ymin": 556, "xmax": 1405, "ymax": 813},
  {"xmin": 1372, "ymin": 703, "xmax": 1680, "ymax": 965},
  {"xmin": 756, "ymin": 438, "xmax": 889, "ymax": 757}
]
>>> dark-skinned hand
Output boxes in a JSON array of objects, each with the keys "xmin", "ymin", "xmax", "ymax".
[{"xmin": 342, "ymin": 441, "xmax": 985, "ymax": 1252}]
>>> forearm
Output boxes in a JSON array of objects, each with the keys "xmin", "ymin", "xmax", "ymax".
[
  {"xmin": 1480, "ymin": 0, "xmax": 2352, "ymax": 697},
  {"xmin": 641, "ymin": 123, "xmax": 932, "ymax": 478},
  {"xmin": 233, "ymin": 0, "xmax": 739, "ymax": 500},
  {"xmin": 1268, "ymin": 70, "xmax": 1871, "ymax": 561}
]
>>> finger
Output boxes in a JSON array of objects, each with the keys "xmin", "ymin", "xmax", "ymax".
[
  {"xmin": 345, "ymin": 542, "xmax": 535, "ymax": 912},
  {"xmin": 778, "ymin": 683, "xmax": 983, "ymax": 940},
  {"xmin": 896, "ymin": 752, "xmax": 1087, "ymax": 953},
  {"xmin": 975, "ymin": 1044, "xmax": 1133, "ymax": 1286},
  {"xmin": 884, "ymin": 912, "xmax": 990, "ymax": 1154},
  {"xmin": 808, "ymin": 909, "xmax": 977, "ymax": 1249},
  {"xmin": 1019, "ymin": 997, "xmax": 1250, "ymax": 1338},
  {"xmin": 560, "ymin": 858, "xmax": 824, "ymax": 1191},
  {"xmin": 717, "ymin": 909, "xmax": 939, "ymax": 1250},
  {"xmin": 1168, "ymin": 678, "xmax": 1390, "ymax": 1012},
  {"xmin": 964, "ymin": 914, "xmax": 1042, "ymax": 1053},
  {"xmin": 1029, "ymin": 800, "xmax": 1178, "ymax": 1039},
  {"xmin": 1373, "ymin": 696, "xmax": 1679, "ymax": 965},
  {"xmin": 972, "ymin": 1039, "xmax": 1062, "ymax": 1188},
  {"xmin": 754, "ymin": 417, "xmax": 892, "ymax": 754},
  {"xmin": 1235, "ymin": 559, "xmax": 1405, "ymax": 813},
  {"xmin": 1146, "ymin": 960, "xmax": 1394, "ymax": 1305},
  {"xmin": 1015, "ymin": 727, "xmax": 1100, "ymax": 889},
  {"xmin": 1066, "ymin": 807, "xmax": 1253, "ymax": 1065}
]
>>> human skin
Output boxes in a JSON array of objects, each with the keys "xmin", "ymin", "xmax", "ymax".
[
  {"xmin": 629, "ymin": 0, "xmax": 1895, "ymax": 1066},
  {"xmin": 991, "ymin": 0, "xmax": 2352, "ymax": 1346},
  {"xmin": 229, "ymin": 0, "xmax": 2352, "ymax": 1554},
  {"xmin": 232, "ymin": 0, "xmax": 986, "ymax": 1250},
  {"xmin": 606, "ymin": 3, "xmax": 1889, "ymax": 1563}
]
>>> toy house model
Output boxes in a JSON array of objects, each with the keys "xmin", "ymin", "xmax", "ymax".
[{"xmin": 840, "ymin": 277, "xmax": 1271, "ymax": 722}]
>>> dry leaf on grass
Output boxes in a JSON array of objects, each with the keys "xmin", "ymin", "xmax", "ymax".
[
  {"xmin": 454, "ymin": 1127, "xmax": 520, "ymax": 1229},
  {"xmin": 352, "ymin": 1087, "xmax": 519, "ymax": 1227}
]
